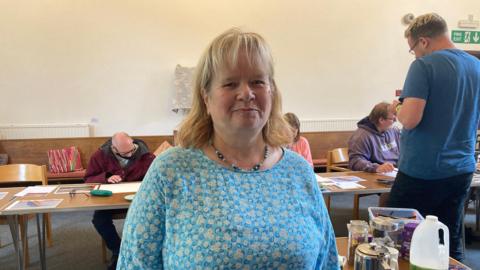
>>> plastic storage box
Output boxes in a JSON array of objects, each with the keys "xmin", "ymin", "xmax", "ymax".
[{"xmin": 368, "ymin": 207, "xmax": 424, "ymax": 225}]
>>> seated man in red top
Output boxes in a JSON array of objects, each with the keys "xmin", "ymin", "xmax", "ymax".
[{"xmin": 84, "ymin": 132, "xmax": 155, "ymax": 270}]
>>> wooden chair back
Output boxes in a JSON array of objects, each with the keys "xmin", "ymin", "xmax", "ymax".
[
  {"xmin": 0, "ymin": 164, "xmax": 50, "ymax": 263},
  {"xmin": 0, "ymin": 164, "xmax": 47, "ymax": 185},
  {"xmin": 326, "ymin": 148, "xmax": 350, "ymax": 172}
]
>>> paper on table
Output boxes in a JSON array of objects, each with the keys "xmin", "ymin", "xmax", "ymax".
[
  {"xmin": 379, "ymin": 169, "xmax": 398, "ymax": 178},
  {"xmin": 15, "ymin": 186, "xmax": 58, "ymax": 197},
  {"xmin": 98, "ymin": 182, "xmax": 141, "ymax": 193},
  {"xmin": 315, "ymin": 174, "xmax": 335, "ymax": 185},
  {"xmin": 328, "ymin": 176, "xmax": 365, "ymax": 183},
  {"xmin": 0, "ymin": 192, "xmax": 7, "ymax": 200},
  {"xmin": 334, "ymin": 182, "xmax": 366, "ymax": 190},
  {"xmin": 6, "ymin": 199, "xmax": 63, "ymax": 211}
]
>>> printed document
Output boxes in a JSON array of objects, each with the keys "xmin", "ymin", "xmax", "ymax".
[{"xmin": 98, "ymin": 182, "xmax": 142, "ymax": 193}]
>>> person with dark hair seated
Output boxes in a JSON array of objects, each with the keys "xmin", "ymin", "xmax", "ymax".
[{"xmin": 348, "ymin": 102, "xmax": 400, "ymax": 173}]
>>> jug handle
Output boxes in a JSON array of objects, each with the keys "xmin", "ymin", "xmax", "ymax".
[
  {"xmin": 438, "ymin": 224, "xmax": 450, "ymax": 266},
  {"xmin": 438, "ymin": 223, "xmax": 450, "ymax": 247}
]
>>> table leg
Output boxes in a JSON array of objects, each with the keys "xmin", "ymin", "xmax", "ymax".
[
  {"xmin": 36, "ymin": 213, "xmax": 47, "ymax": 270},
  {"xmin": 7, "ymin": 215, "xmax": 24, "ymax": 270},
  {"xmin": 475, "ymin": 188, "xmax": 480, "ymax": 231}
]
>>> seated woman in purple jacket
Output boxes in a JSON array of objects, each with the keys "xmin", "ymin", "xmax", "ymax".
[{"xmin": 348, "ymin": 102, "xmax": 400, "ymax": 173}]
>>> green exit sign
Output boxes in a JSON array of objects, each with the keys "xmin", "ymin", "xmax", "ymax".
[{"xmin": 451, "ymin": 30, "xmax": 480, "ymax": 44}]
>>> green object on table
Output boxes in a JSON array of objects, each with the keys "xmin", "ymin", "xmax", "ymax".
[{"xmin": 90, "ymin": 189, "xmax": 113, "ymax": 196}]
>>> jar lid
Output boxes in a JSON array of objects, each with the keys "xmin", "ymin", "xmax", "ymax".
[
  {"xmin": 356, "ymin": 243, "xmax": 379, "ymax": 257},
  {"xmin": 370, "ymin": 216, "xmax": 399, "ymax": 232},
  {"xmin": 348, "ymin": 220, "xmax": 369, "ymax": 231},
  {"xmin": 356, "ymin": 243, "xmax": 396, "ymax": 257}
]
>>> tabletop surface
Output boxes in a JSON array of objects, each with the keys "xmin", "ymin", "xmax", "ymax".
[
  {"xmin": 318, "ymin": 171, "xmax": 394, "ymax": 195},
  {"xmin": 336, "ymin": 237, "xmax": 468, "ymax": 270},
  {"xmin": 0, "ymin": 185, "xmax": 132, "ymax": 215}
]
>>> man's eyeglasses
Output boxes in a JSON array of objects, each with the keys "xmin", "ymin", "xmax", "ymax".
[
  {"xmin": 112, "ymin": 145, "xmax": 137, "ymax": 157},
  {"xmin": 385, "ymin": 117, "xmax": 396, "ymax": 122},
  {"xmin": 408, "ymin": 39, "xmax": 419, "ymax": 55}
]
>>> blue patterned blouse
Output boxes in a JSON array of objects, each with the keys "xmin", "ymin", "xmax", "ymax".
[{"xmin": 117, "ymin": 147, "xmax": 339, "ymax": 269}]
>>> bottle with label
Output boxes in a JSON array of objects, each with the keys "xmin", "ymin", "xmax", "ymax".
[{"xmin": 409, "ymin": 215, "xmax": 449, "ymax": 270}]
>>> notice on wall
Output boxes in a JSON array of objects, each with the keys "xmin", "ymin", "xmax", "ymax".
[{"xmin": 452, "ymin": 30, "xmax": 480, "ymax": 44}]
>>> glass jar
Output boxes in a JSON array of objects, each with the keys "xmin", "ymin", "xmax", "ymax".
[
  {"xmin": 370, "ymin": 216, "xmax": 403, "ymax": 249},
  {"xmin": 347, "ymin": 220, "xmax": 369, "ymax": 265}
]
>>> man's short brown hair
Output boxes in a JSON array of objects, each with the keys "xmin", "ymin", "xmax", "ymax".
[
  {"xmin": 368, "ymin": 102, "xmax": 390, "ymax": 125},
  {"xmin": 404, "ymin": 13, "xmax": 448, "ymax": 41}
]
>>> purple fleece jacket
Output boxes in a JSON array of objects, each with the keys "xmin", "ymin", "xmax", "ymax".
[
  {"xmin": 348, "ymin": 117, "xmax": 400, "ymax": 173},
  {"xmin": 84, "ymin": 138, "xmax": 155, "ymax": 184}
]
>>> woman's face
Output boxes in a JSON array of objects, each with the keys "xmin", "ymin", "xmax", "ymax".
[{"xmin": 204, "ymin": 53, "xmax": 273, "ymax": 138}]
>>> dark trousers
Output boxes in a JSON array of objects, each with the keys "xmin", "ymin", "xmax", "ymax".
[
  {"xmin": 387, "ymin": 171, "xmax": 472, "ymax": 262},
  {"xmin": 92, "ymin": 209, "xmax": 126, "ymax": 256}
]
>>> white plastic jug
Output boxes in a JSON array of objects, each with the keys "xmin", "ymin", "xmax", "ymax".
[{"xmin": 409, "ymin": 215, "xmax": 449, "ymax": 270}]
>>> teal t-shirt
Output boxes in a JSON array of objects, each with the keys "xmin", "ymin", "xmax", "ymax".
[
  {"xmin": 117, "ymin": 147, "xmax": 339, "ymax": 269},
  {"xmin": 399, "ymin": 49, "xmax": 480, "ymax": 179}
]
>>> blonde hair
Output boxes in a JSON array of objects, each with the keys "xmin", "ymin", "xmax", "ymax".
[
  {"xmin": 404, "ymin": 13, "xmax": 448, "ymax": 40},
  {"xmin": 176, "ymin": 28, "xmax": 293, "ymax": 148}
]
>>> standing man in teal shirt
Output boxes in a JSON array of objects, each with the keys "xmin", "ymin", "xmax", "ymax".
[{"xmin": 388, "ymin": 13, "xmax": 480, "ymax": 261}]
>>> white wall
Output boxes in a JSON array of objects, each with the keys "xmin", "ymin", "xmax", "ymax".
[{"xmin": 1, "ymin": 0, "xmax": 479, "ymax": 136}]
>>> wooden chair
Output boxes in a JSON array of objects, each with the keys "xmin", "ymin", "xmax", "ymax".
[
  {"xmin": 326, "ymin": 148, "xmax": 350, "ymax": 172},
  {"xmin": 0, "ymin": 164, "xmax": 53, "ymax": 265},
  {"xmin": 324, "ymin": 148, "xmax": 350, "ymax": 212},
  {"xmin": 325, "ymin": 148, "xmax": 379, "ymax": 219}
]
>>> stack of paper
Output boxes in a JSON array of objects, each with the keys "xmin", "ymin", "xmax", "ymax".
[
  {"xmin": 334, "ymin": 181, "xmax": 366, "ymax": 190},
  {"xmin": 327, "ymin": 175, "xmax": 366, "ymax": 190},
  {"xmin": 315, "ymin": 174, "xmax": 367, "ymax": 190}
]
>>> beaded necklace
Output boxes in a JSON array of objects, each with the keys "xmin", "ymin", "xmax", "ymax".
[{"xmin": 212, "ymin": 144, "xmax": 269, "ymax": 172}]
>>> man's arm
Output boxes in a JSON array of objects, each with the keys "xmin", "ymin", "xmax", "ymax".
[
  {"xmin": 348, "ymin": 136, "xmax": 379, "ymax": 173},
  {"xmin": 84, "ymin": 152, "xmax": 108, "ymax": 183},
  {"xmin": 394, "ymin": 97, "xmax": 426, "ymax": 130}
]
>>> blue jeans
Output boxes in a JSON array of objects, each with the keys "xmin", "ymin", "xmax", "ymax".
[
  {"xmin": 387, "ymin": 171, "xmax": 472, "ymax": 262},
  {"xmin": 92, "ymin": 209, "xmax": 126, "ymax": 256}
]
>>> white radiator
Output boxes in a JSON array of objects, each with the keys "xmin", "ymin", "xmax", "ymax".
[
  {"xmin": 0, "ymin": 119, "xmax": 357, "ymax": 139},
  {"xmin": 0, "ymin": 124, "xmax": 91, "ymax": 139},
  {"xmin": 300, "ymin": 119, "xmax": 358, "ymax": 132}
]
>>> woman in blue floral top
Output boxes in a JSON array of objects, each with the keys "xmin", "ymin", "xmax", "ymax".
[{"xmin": 117, "ymin": 28, "xmax": 339, "ymax": 269}]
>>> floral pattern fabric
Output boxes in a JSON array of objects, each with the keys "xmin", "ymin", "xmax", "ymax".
[{"xmin": 117, "ymin": 147, "xmax": 339, "ymax": 269}]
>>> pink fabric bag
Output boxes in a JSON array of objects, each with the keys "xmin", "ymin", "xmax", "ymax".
[{"xmin": 47, "ymin": 146, "xmax": 83, "ymax": 173}]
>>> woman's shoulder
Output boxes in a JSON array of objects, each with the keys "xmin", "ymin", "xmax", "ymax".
[
  {"xmin": 156, "ymin": 146, "xmax": 199, "ymax": 158},
  {"xmin": 280, "ymin": 149, "xmax": 312, "ymax": 170},
  {"xmin": 153, "ymin": 147, "xmax": 204, "ymax": 166}
]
